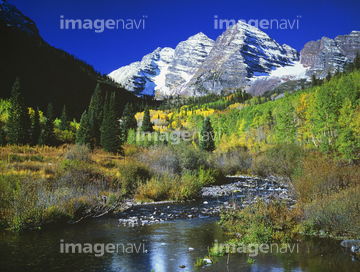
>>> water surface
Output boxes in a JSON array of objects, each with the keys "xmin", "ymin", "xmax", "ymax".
[{"xmin": 0, "ymin": 201, "xmax": 359, "ymax": 271}]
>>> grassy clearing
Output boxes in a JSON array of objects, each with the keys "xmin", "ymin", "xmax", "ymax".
[
  {"xmin": 0, "ymin": 144, "xmax": 126, "ymax": 231},
  {"xmin": 0, "ymin": 143, "xmax": 227, "ymax": 231}
]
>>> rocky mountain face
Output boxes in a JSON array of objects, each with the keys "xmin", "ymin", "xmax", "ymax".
[
  {"xmin": 109, "ymin": 33, "xmax": 215, "ymax": 98},
  {"xmin": 300, "ymin": 31, "xmax": 360, "ymax": 77},
  {"xmin": 173, "ymin": 21, "xmax": 300, "ymax": 97},
  {"xmin": 109, "ymin": 47, "xmax": 175, "ymax": 96},
  {"xmin": 161, "ymin": 33, "xmax": 214, "ymax": 98},
  {"xmin": 0, "ymin": 0, "xmax": 40, "ymax": 38},
  {"xmin": 109, "ymin": 21, "xmax": 360, "ymax": 98}
]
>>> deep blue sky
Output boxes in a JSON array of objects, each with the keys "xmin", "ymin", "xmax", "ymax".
[{"xmin": 10, "ymin": 0, "xmax": 360, "ymax": 75}]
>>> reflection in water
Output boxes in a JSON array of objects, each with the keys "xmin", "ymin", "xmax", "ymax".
[
  {"xmin": 0, "ymin": 215, "xmax": 228, "ymax": 272},
  {"xmin": 203, "ymin": 236, "xmax": 360, "ymax": 272},
  {"xmin": 0, "ymin": 208, "xmax": 359, "ymax": 271}
]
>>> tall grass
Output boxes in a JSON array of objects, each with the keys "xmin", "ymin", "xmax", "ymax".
[
  {"xmin": 211, "ymin": 146, "xmax": 252, "ymax": 175},
  {"xmin": 134, "ymin": 167, "xmax": 222, "ymax": 202},
  {"xmin": 293, "ymin": 154, "xmax": 358, "ymax": 202},
  {"xmin": 250, "ymin": 143, "xmax": 304, "ymax": 180},
  {"xmin": 219, "ymin": 199, "xmax": 299, "ymax": 244},
  {"xmin": 293, "ymin": 153, "xmax": 360, "ymax": 237},
  {"xmin": 0, "ymin": 143, "xmax": 227, "ymax": 231},
  {"xmin": 0, "ymin": 144, "xmax": 124, "ymax": 231},
  {"xmin": 217, "ymin": 144, "xmax": 360, "ymax": 241},
  {"xmin": 303, "ymin": 185, "xmax": 360, "ymax": 237}
]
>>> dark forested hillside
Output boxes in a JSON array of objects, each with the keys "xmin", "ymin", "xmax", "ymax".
[{"xmin": 0, "ymin": 19, "xmax": 146, "ymax": 119}]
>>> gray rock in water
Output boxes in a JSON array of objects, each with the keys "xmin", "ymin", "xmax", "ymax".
[
  {"xmin": 351, "ymin": 245, "xmax": 360, "ymax": 254},
  {"xmin": 340, "ymin": 240, "xmax": 360, "ymax": 248}
]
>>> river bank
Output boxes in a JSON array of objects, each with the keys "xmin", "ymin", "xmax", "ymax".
[
  {"xmin": 0, "ymin": 175, "xmax": 359, "ymax": 272},
  {"xmin": 117, "ymin": 175, "xmax": 297, "ymax": 227}
]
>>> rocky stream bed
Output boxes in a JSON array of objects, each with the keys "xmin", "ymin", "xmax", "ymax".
[{"xmin": 117, "ymin": 175, "xmax": 297, "ymax": 227}]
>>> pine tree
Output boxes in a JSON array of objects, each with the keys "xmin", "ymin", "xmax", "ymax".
[
  {"xmin": 141, "ymin": 105, "xmax": 154, "ymax": 132},
  {"xmin": 60, "ymin": 105, "xmax": 69, "ymax": 131},
  {"xmin": 120, "ymin": 103, "xmax": 137, "ymax": 143},
  {"xmin": 326, "ymin": 71, "xmax": 332, "ymax": 82},
  {"xmin": 100, "ymin": 92, "xmax": 121, "ymax": 153},
  {"xmin": 76, "ymin": 110, "xmax": 93, "ymax": 148},
  {"xmin": 88, "ymin": 109, "xmax": 96, "ymax": 145},
  {"xmin": 354, "ymin": 51, "xmax": 360, "ymax": 70},
  {"xmin": 7, "ymin": 78, "xmax": 31, "ymax": 145},
  {"xmin": 0, "ymin": 122, "xmax": 6, "ymax": 146},
  {"xmin": 39, "ymin": 103, "xmax": 55, "ymax": 146},
  {"xmin": 334, "ymin": 69, "xmax": 341, "ymax": 78},
  {"xmin": 30, "ymin": 108, "xmax": 41, "ymax": 145},
  {"xmin": 88, "ymin": 84, "xmax": 103, "ymax": 145},
  {"xmin": 199, "ymin": 117, "xmax": 215, "ymax": 152},
  {"xmin": 311, "ymin": 75, "xmax": 318, "ymax": 87},
  {"xmin": 100, "ymin": 92, "xmax": 109, "ymax": 147}
]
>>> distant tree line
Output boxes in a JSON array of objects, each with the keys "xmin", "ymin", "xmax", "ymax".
[
  {"xmin": 158, "ymin": 89, "xmax": 253, "ymax": 113},
  {"xmin": 0, "ymin": 79, "xmax": 143, "ymax": 154}
]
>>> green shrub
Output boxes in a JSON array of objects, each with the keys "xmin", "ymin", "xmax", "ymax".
[
  {"xmin": 137, "ymin": 145, "xmax": 181, "ymax": 175},
  {"xmin": 176, "ymin": 144, "xmax": 208, "ymax": 173},
  {"xmin": 251, "ymin": 143, "xmax": 304, "ymax": 180},
  {"xmin": 219, "ymin": 199, "xmax": 299, "ymax": 244},
  {"xmin": 64, "ymin": 144, "xmax": 92, "ymax": 162},
  {"xmin": 198, "ymin": 167, "xmax": 225, "ymax": 186},
  {"xmin": 116, "ymin": 160, "xmax": 151, "ymax": 194},
  {"xmin": 135, "ymin": 174, "xmax": 174, "ymax": 202},
  {"xmin": 302, "ymin": 185, "xmax": 360, "ymax": 237},
  {"xmin": 212, "ymin": 147, "xmax": 252, "ymax": 175},
  {"xmin": 293, "ymin": 154, "xmax": 357, "ymax": 202}
]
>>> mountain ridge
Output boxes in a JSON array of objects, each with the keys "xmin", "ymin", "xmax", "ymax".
[{"xmin": 109, "ymin": 21, "xmax": 360, "ymax": 98}]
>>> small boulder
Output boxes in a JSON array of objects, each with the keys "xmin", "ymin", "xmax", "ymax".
[
  {"xmin": 341, "ymin": 240, "xmax": 360, "ymax": 248},
  {"xmin": 351, "ymin": 246, "xmax": 360, "ymax": 254}
]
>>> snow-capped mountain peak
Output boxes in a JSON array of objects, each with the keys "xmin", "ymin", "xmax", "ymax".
[
  {"xmin": 109, "ymin": 47, "xmax": 175, "ymax": 96},
  {"xmin": 109, "ymin": 20, "xmax": 360, "ymax": 98},
  {"xmin": 108, "ymin": 32, "xmax": 215, "ymax": 98}
]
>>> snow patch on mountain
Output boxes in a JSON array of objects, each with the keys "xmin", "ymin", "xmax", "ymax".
[
  {"xmin": 108, "ymin": 47, "xmax": 175, "ymax": 96},
  {"xmin": 250, "ymin": 61, "xmax": 308, "ymax": 82}
]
